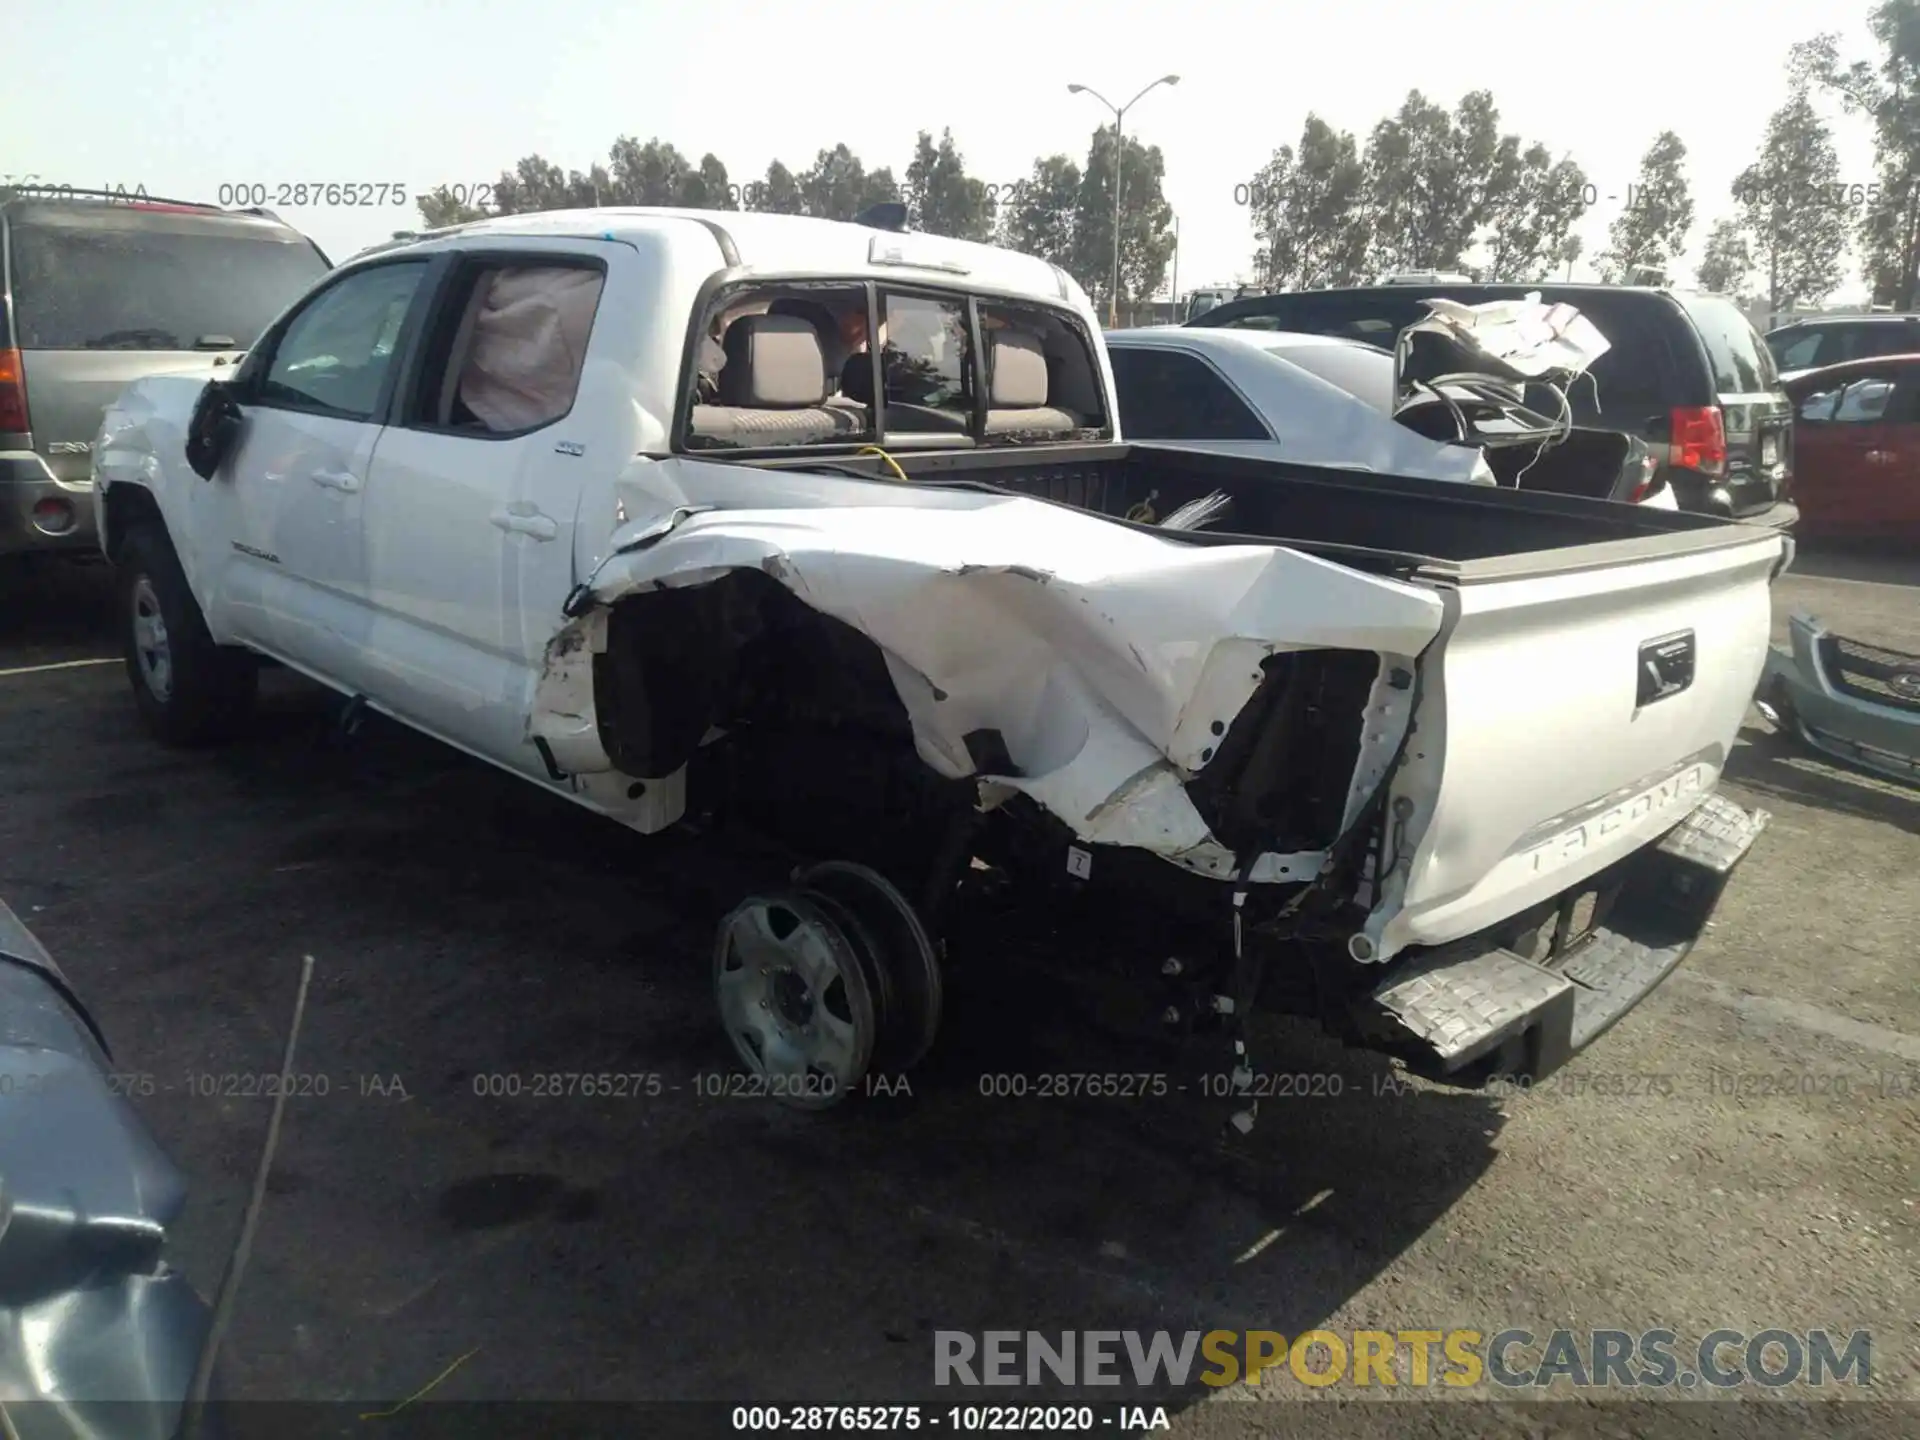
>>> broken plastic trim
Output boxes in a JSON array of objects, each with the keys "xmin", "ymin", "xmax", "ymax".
[{"xmin": 565, "ymin": 504, "xmax": 718, "ymax": 618}]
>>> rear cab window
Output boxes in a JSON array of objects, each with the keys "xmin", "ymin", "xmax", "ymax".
[
  {"xmin": 1770, "ymin": 328, "xmax": 1823, "ymax": 371},
  {"xmin": 5, "ymin": 203, "xmax": 331, "ymax": 352},
  {"xmin": 680, "ymin": 280, "xmax": 1109, "ymax": 453}
]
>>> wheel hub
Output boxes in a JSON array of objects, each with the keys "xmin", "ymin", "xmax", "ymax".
[
  {"xmin": 714, "ymin": 894, "xmax": 875, "ymax": 1109},
  {"xmin": 769, "ymin": 967, "xmax": 815, "ymax": 1028}
]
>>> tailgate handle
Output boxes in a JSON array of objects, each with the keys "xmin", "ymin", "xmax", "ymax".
[{"xmin": 1637, "ymin": 630, "xmax": 1696, "ymax": 707}]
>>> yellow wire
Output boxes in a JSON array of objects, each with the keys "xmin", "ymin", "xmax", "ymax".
[
  {"xmin": 358, "ymin": 1345, "xmax": 481, "ymax": 1420},
  {"xmin": 856, "ymin": 445, "xmax": 910, "ymax": 482}
]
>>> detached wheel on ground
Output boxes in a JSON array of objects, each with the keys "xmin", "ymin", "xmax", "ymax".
[
  {"xmin": 117, "ymin": 525, "xmax": 257, "ymax": 746},
  {"xmin": 711, "ymin": 867, "xmax": 948, "ymax": 1110},
  {"xmin": 714, "ymin": 893, "xmax": 878, "ymax": 1110}
]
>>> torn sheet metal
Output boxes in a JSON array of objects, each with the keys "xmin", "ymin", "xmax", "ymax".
[{"xmin": 556, "ymin": 462, "xmax": 1446, "ymax": 880}]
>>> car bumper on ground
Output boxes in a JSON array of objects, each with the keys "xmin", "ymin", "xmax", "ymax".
[
  {"xmin": 1757, "ymin": 613, "xmax": 1920, "ymax": 784},
  {"xmin": 0, "ymin": 898, "xmax": 214, "ymax": 1438},
  {"xmin": 1351, "ymin": 791, "xmax": 1771, "ymax": 1084},
  {"xmin": 1, "ymin": 455, "xmax": 100, "ymax": 557}
]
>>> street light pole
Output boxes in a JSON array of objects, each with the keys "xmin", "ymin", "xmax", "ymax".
[
  {"xmin": 1170, "ymin": 213, "xmax": 1179, "ymax": 320},
  {"xmin": 1068, "ymin": 74, "xmax": 1180, "ymax": 327}
]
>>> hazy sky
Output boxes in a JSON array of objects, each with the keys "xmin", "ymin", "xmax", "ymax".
[{"xmin": 4, "ymin": 0, "xmax": 1885, "ymax": 295}]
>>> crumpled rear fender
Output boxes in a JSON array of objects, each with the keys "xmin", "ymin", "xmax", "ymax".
[{"xmin": 540, "ymin": 463, "xmax": 1446, "ymax": 879}]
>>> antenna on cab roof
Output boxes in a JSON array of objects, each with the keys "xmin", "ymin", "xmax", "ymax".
[{"xmin": 853, "ymin": 201, "xmax": 908, "ymax": 233}]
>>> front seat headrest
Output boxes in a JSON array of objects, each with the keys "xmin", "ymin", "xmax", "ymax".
[
  {"xmin": 719, "ymin": 315, "xmax": 829, "ymax": 408},
  {"xmin": 989, "ymin": 331, "xmax": 1049, "ymax": 407}
]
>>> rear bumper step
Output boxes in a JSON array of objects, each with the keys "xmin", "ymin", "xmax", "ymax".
[{"xmin": 1355, "ymin": 792, "xmax": 1770, "ymax": 1084}]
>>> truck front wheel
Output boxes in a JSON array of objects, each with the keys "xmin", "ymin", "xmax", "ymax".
[{"xmin": 118, "ymin": 526, "xmax": 257, "ymax": 746}]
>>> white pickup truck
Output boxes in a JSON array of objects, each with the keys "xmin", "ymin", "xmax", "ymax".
[{"xmin": 93, "ymin": 206, "xmax": 1783, "ymax": 1114}]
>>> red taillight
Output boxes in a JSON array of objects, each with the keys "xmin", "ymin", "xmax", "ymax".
[
  {"xmin": 1628, "ymin": 453, "xmax": 1658, "ymax": 502},
  {"xmin": 0, "ymin": 348, "xmax": 29, "ymax": 433},
  {"xmin": 1669, "ymin": 406, "xmax": 1726, "ymax": 476}
]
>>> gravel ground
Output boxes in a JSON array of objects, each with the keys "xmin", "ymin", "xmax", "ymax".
[{"xmin": 0, "ymin": 544, "xmax": 1913, "ymax": 1440}]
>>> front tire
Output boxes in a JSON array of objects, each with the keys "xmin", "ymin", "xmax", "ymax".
[{"xmin": 118, "ymin": 525, "xmax": 257, "ymax": 746}]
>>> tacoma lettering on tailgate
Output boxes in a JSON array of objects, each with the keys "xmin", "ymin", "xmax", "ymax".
[{"xmin": 1521, "ymin": 764, "xmax": 1709, "ymax": 877}]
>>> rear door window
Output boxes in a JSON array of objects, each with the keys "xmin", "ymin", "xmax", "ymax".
[
  {"xmin": 1865, "ymin": 323, "xmax": 1920, "ymax": 360},
  {"xmin": 1831, "ymin": 374, "xmax": 1897, "ymax": 424},
  {"xmin": 1815, "ymin": 325, "xmax": 1877, "ymax": 366},
  {"xmin": 1770, "ymin": 329, "xmax": 1823, "ymax": 372},
  {"xmin": 7, "ymin": 209, "xmax": 331, "ymax": 351},
  {"xmin": 406, "ymin": 260, "xmax": 606, "ymax": 433},
  {"xmin": 1675, "ymin": 294, "xmax": 1776, "ymax": 395},
  {"xmin": 1110, "ymin": 347, "xmax": 1270, "ymax": 440},
  {"xmin": 1796, "ymin": 381, "xmax": 1844, "ymax": 422}
]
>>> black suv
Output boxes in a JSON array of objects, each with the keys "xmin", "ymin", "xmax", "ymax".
[
  {"xmin": 1, "ymin": 187, "xmax": 332, "ymax": 559},
  {"xmin": 1764, "ymin": 313, "xmax": 1920, "ymax": 379},
  {"xmin": 1190, "ymin": 284, "xmax": 1797, "ymax": 525}
]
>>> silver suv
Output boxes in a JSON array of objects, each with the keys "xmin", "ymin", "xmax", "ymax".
[{"xmin": 0, "ymin": 187, "xmax": 330, "ymax": 558}]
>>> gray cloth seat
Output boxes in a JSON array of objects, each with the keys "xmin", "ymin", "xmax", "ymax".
[
  {"xmin": 983, "ymin": 330, "xmax": 1080, "ymax": 437},
  {"xmin": 689, "ymin": 314, "xmax": 867, "ymax": 446}
]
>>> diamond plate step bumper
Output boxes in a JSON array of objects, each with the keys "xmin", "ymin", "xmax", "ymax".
[{"xmin": 1356, "ymin": 793, "xmax": 1771, "ymax": 1083}]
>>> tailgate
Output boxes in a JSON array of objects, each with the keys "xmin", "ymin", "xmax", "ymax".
[{"xmin": 1361, "ymin": 528, "xmax": 1786, "ymax": 961}]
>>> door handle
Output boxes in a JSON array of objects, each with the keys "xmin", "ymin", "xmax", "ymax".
[
  {"xmin": 1865, "ymin": 449, "xmax": 1896, "ymax": 465},
  {"xmin": 490, "ymin": 508, "xmax": 558, "ymax": 541},
  {"xmin": 312, "ymin": 468, "xmax": 362, "ymax": 492}
]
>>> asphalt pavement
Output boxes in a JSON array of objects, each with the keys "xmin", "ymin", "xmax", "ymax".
[{"xmin": 0, "ymin": 545, "xmax": 1913, "ymax": 1439}]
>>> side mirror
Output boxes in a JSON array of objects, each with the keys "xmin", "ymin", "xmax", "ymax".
[{"xmin": 185, "ymin": 379, "xmax": 245, "ymax": 481}]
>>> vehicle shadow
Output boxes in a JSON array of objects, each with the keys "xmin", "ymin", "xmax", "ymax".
[
  {"xmin": 43, "ymin": 692, "xmax": 1506, "ymax": 1419},
  {"xmin": 1724, "ymin": 723, "xmax": 1918, "ymax": 833}
]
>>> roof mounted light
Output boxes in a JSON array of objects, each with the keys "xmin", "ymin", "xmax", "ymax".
[{"xmin": 868, "ymin": 235, "xmax": 970, "ymax": 274}]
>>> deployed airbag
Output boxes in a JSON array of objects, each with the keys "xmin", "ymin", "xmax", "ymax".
[{"xmin": 458, "ymin": 266, "xmax": 605, "ymax": 431}]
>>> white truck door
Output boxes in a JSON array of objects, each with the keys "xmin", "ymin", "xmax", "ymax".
[
  {"xmin": 351, "ymin": 242, "xmax": 628, "ymax": 772},
  {"xmin": 218, "ymin": 259, "xmax": 434, "ymax": 679}
]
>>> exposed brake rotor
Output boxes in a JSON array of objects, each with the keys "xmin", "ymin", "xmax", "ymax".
[{"xmin": 796, "ymin": 861, "xmax": 944, "ymax": 1073}]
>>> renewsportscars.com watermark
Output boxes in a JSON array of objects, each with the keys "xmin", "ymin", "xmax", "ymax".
[{"xmin": 934, "ymin": 1328, "xmax": 1873, "ymax": 1391}]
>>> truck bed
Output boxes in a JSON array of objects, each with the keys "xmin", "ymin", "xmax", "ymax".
[
  {"xmin": 758, "ymin": 439, "xmax": 1787, "ymax": 962},
  {"xmin": 762, "ymin": 442, "xmax": 1765, "ymax": 582}
]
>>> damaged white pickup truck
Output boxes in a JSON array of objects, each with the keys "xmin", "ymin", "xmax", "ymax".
[{"xmin": 93, "ymin": 206, "xmax": 1784, "ymax": 1118}]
